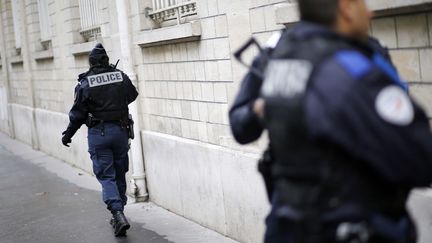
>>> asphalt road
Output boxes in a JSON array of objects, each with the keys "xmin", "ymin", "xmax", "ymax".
[{"xmin": 0, "ymin": 144, "xmax": 172, "ymax": 243}]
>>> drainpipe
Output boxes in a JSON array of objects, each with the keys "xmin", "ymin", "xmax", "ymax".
[{"xmin": 115, "ymin": 0, "xmax": 148, "ymax": 202}]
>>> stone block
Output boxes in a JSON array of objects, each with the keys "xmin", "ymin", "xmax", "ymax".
[
  {"xmin": 186, "ymin": 42, "xmax": 200, "ymax": 61},
  {"xmin": 250, "ymin": 7, "xmax": 266, "ymax": 33},
  {"xmin": 207, "ymin": 0, "xmax": 219, "ymax": 16},
  {"xmin": 172, "ymin": 100, "xmax": 182, "ymax": 118},
  {"xmin": 197, "ymin": 121, "xmax": 208, "ymax": 142},
  {"xmin": 215, "ymin": 15, "xmax": 228, "ymax": 37},
  {"xmin": 183, "ymin": 82, "xmax": 194, "ymax": 100},
  {"xmin": 168, "ymin": 82, "xmax": 177, "ymax": 99},
  {"xmin": 396, "ymin": 13, "xmax": 429, "ymax": 48},
  {"xmin": 195, "ymin": 62, "xmax": 206, "ymax": 81},
  {"xmin": 154, "ymin": 81, "xmax": 162, "ymax": 97},
  {"xmin": 264, "ymin": 5, "xmax": 283, "ymax": 31},
  {"xmin": 213, "ymin": 83, "xmax": 228, "ymax": 102},
  {"xmin": 172, "ymin": 44, "xmax": 181, "ymax": 62},
  {"xmin": 199, "ymin": 102, "xmax": 209, "ymax": 122},
  {"xmin": 196, "ymin": 0, "xmax": 209, "ymax": 17},
  {"xmin": 192, "ymin": 82, "xmax": 203, "ymax": 100},
  {"xmin": 179, "ymin": 43, "xmax": 188, "ymax": 61},
  {"xmin": 189, "ymin": 121, "xmax": 200, "ymax": 140},
  {"xmin": 177, "ymin": 63, "xmax": 187, "ymax": 81},
  {"xmin": 208, "ymin": 103, "xmax": 223, "ymax": 124},
  {"xmin": 181, "ymin": 100, "xmax": 192, "ymax": 119},
  {"xmin": 198, "ymin": 41, "xmax": 206, "ymax": 61},
  {"xmin": 172, "ymin": 118, "xmax": 183, "ymax": 138},
  {"xmin": 206, "ymin": 123, "xmax": 218, "ymax": 144},
  {"xmin": 176, "ymin": 82, "xmax": 184, "ymax": 99},
  {"xmin": 201, "ymin": 82, "xmax": 215, "ymax": 102},
  {"xmin": 410, "ymin": 84, "xmax": 432, "ymax": 117},
  {"xmin": 164, "ymin": 45, "xmax": 173, "ymax": 62},
  {"xmin": 154, "ymin": 64, "xmax": 164, "ymax": 81},
  {"xmin": 206, "ymin": 40, "xmax": 216, "ymax": 60},
  {"xmin": 201, "ymin": 18, "xmax": 216, "ymax": 39},
  {"xmin": 185, "ymin": 62, "xmax": 196, "ymax": 81},
  {"xmin": 218, "ymin": 60, "xmax": 233, "ymax": 81},
  {"xmin": 205, "ymin": 61, "xmax": 219, "ymax": 81},
  {"xmin": 160, "ymin": 81, "xmax": 169, "ymax": 98},
  {"xmin": 191, "ymin": 101, "xmax": 200, "ymax": 121},
  {"xmin": 162, "ymin": 63, "xmax": 171, "ymax": 81},
  {"xmin": 213, "ymin": 38, "xmax": 230, "ymax": 60},
  {"xmin": 420, "ymin": 49, "xmax": 432, "ymax": 82},
  {"xmin": 169, "ymin": 63, "xmax": 178, "ymax": 81},
  {"xmin": 181, "ymin": 119, "xmax": 191, "ymax": 139},
  {"xmin": 390, "ymin": 49, "xmax": 420, "ymax": 82},
  {"xmin": 371, "ymin": 17, "xmax": 397, "ymax": 48}
]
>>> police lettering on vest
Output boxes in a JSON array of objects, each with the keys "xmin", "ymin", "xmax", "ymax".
[{"xmin": 87, "ymin": 71, "xmax": 123, "ymax": 87}]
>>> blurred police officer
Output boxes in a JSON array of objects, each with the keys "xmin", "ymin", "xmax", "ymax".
[
  {"xmin": 231, "ymin": 0, "xmax": 432, "ymax": 242},
  {"xmin": 62, "ymin": 43, "xmax": 138, "ymax": 237}
]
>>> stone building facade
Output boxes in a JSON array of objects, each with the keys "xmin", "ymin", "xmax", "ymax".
[{"xmin": 1, "ymin": 0, "xmax": 432, "ymax": 242}]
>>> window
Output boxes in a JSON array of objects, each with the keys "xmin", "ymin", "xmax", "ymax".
[
  {"xmin": 37, "ymin": 0, "xmax": 52, "ymax": 43},
  {"xmin": 149, "ymin": 0, "xmax": 197, "ymax": 25},
  {"xmin": 11, "ymin": 0, "xmax": 21, "ymax": 51},
  {"xmin": 78, "ymin": 0, "xmax": 100, "ymax": 41}
]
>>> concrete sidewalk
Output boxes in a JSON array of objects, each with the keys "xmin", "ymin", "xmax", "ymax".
[{"xmin": 0, "ymin": 132, "xmax": 239, "ymax": 243}]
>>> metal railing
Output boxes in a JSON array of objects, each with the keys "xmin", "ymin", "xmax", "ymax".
[
  {"xmin": 149, "ymin": 0, "xmax": 197, "ymax": 24},
  {"xmin": 78, "ymin": 0, "xmax": 101, "ymax": 40},
  {"xmin": 37, "ymin": 0, "xmax": 52, "ymax": 42}
]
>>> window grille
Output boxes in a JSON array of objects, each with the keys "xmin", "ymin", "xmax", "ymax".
[
  {"xmin": 149, "ymin": 0, "xmax": 197, "ymax": 24},
  {"xmin": 78, "ymin": 0, "xmax": 100, "ymax": 40},
  {"xmin": 11, "ymin": 0, "xmax": 21, "ymax": 49},
  {"xmin": 37, "ymin": 0, "xmax": 52, "ymax": 42}
]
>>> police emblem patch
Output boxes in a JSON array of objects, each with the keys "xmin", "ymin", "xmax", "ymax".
[
  {"xmin": 375, "ymin": 85, "xmax": 414, "ymax": 126},
  {"xmin": 87, "ymin": 71, "xmax": 123, "ymax": 87},
  {"xmin": 261, "ymin": 59, "xmax": 313, "ymax": 98}
]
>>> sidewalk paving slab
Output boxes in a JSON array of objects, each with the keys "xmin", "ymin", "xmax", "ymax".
[{"xmin": 0, "ymin": 132, "xmax": 239, "ymax": 243}]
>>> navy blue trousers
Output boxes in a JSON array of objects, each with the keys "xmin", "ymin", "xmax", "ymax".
[{"xmin": 88, "ymin": 122, "xmax": 129, "ymax": 212}]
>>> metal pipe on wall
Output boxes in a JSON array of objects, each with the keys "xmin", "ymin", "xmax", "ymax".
[{"xmin": 115, "ymin": 0, "xmax": 148, "ymax": 202}]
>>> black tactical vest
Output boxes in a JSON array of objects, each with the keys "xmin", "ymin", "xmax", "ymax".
[
  {"xmin": 81, "ymin": 66, "xmax": 129, "ymax": 121},
  {"xmin": 262, "ymin": 30, "xmax": 408, "ymax": 217}
]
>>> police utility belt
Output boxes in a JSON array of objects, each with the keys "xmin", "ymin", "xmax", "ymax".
[{"xmin": 86, "ymin": 112, "xmax": 135, "ymax": 139}]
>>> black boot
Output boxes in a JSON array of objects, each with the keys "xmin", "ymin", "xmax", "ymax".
[
  {"xmin": 109, "ymin": 217, "xmax": 115, "ymax": 228},
  {"xmin": 112, "ymin": 211, "xmax": 130, "ymax": 237}
]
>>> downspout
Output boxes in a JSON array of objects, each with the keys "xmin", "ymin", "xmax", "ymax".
[
  {"xmin": 115, "ymin": 0, "xmax": 148, "ymax": 202},
  {"xmin": 0, "ymin": 1, "xmax": 15, "ymax": 138}
]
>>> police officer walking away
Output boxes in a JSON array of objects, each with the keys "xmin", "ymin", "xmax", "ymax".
[
  {"xmin": 61, "ymin": 43, "xmax": 138, "ymax": 237},
  {"xmin": 232, "ymin": 0, "xmax": 432, "ymax": 242}
]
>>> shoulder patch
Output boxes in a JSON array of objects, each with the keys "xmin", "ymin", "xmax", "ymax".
[
  {"xmin": 375, "ymin": 85, "xmax": 414, "ymax": 126},
  {"xmin": 335, "ymin": 51, "xmax": 372, "ymax": 79},
  {"xmin": 87, "ymin": 71, "xmax": 123, "ymax": 87}
]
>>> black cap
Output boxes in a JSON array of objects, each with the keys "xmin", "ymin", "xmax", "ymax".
[{"xmin": 89, "ymin": 43, "xmax": 107, "ymax": 57}]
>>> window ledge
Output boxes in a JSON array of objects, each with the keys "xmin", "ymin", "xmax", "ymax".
[
  {"xmin": 372, "ymin": 0, "xmax": 432, "ymax": 17},
  {"xmin": 134, "ymin": 21, "xmax": 201, "ymax": 48},
  {"xmin": 276, "ymin": 0, "xmax": 432, "ymax": 25},
  {"xmin": 34, "ymin": 49, "xmax": 54, "ymax": 61},
  {"xmin": 10, "ymin": 55, "xmax": 23, "ymax": 64},
  {"xmin": 70, "ymin": 41, "xmax": 96, "ymax": 56}
]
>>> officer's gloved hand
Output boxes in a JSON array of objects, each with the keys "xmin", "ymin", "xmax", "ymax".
[{"xmin": 62, "ymin": 130, "xmax": 72, "ymax": 147}]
